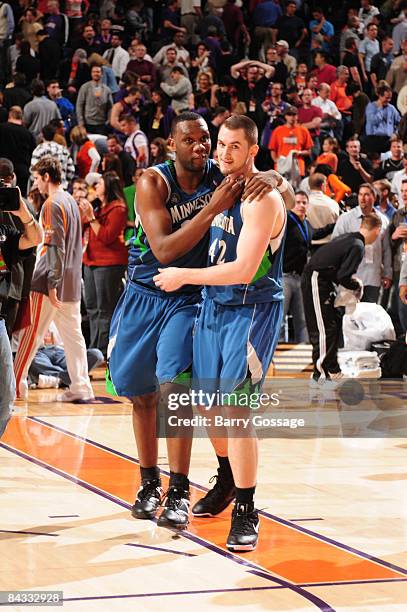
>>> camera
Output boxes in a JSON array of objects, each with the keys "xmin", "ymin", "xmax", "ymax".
[{"xmin": 0, "ymin": 179, "xmax": 20, "ymax": 212}]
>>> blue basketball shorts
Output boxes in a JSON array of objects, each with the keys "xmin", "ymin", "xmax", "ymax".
[
  {"xmin": 108, "ymin": 281, "xmax": 200, "ymax": 397},
  {"xmin": 192, "ymin": 297, "xmax": 283, "ymax": 402}
]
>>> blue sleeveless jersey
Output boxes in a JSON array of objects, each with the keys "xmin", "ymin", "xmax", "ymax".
[
  {"xmin": 128, "ymin": 159, "xmax": 223, "ymax": 295},
  {"xmin": 206, "ymin": 195, "xmax": 286, "ymax": 305}
]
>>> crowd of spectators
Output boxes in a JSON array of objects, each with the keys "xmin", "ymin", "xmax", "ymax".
[{"xmin": 1, "ymin": 0, "xmax": 407, "ymax": 362}]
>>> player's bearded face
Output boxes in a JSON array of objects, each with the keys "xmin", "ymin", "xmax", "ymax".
[{"xmin": 217, "ymin": 133, "xmax": 252, "ymax": 176}]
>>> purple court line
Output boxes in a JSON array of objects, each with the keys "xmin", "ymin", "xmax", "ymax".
[
  {"xmin": 299, "ymin": 577, "xmax": 407, "ymax": 588},
  {"xmin": 126, "ymin": 543, "xmax": 196, "ymax": 557},
  {"xmin": 29, "ymin": 416, "xmax": 407, "ymax": 578},
  {"xmin": 49, "ymin": 515, "xmax": 80, "ymax": 519},
  {"xmin": 0, "ymin": 529, "xmax": 58, "ymax": 537},
  {"xmin": 289, "ymin": 518, "xmax": 324, "ymax": 522},
  {"xmin": 0, "ymin": 440, "xmax": 333, "ymax": 612}
]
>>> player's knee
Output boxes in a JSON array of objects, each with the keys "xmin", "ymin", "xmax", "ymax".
[{"xmin": 132, "ymin": 392, "xmax": 158, "ymax": 411}]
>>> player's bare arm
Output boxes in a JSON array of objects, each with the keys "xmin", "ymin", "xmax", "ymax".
[
  {"xmin": 154, "ymin": 190, "xmax": 285, "ymax": 291},
  {"xmin": 243, "ymin": 169, "xmax": 295, "ymax": 210},
  {"xmin": 136, "ymin": 169, "xmax": 244, "ymax": 265}
]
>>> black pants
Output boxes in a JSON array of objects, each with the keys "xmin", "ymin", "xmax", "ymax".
[{"xmin": 301, "ymin": 270, "xmax": 342, "ymax": 378}]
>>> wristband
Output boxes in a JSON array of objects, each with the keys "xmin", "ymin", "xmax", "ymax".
[{"xmin": 277, "ymin": 177, "xmax": 289, "ymax": 193}]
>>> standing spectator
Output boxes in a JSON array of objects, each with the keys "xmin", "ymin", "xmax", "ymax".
[
  {"xmin": 222, "ymin": 0, "xmax": 251, "ymax": 54},
  {"xmin": 109, "ymin": 86, "xmax": 141, "ymax": 133},
  {"xmin": 36, "ymin": 29, "xmax": 62, "ymax": 81},
  {"xmin": 120, "ymin": 114, "xmax": 149, "ymax": 168},
  {"xmin": 14, "ymin": 156, "xmax": 94, "ymax": 402},
  {"xmin": 329, "ymin": 66, "xmax": 353, "ymax": 124},
  {"xmin": 160, "ymin": 66, "xmax": 193, "ymax": 113},
  {"xmin": 283, "ymin": 191, "xmax": 335, "ymax": 343},
  {"xmin": 230, "ymin": 59, "xmax": 273, "ymax": 112},
  {"xmin": 275, "ymin": 39, "xmax": 296, "ymax": 77},
  {"xmin": 2, "ymin": 73, "xmax": 31, "ymax": 110},
  {"xmin": 78, "ymin": 172, "xmax": 128, "ymax": 357},
  {"xmin": 0, "ymin": 106, "xmax": 35, "ymax": 195},
  {"xmin": 271, "ymin": 1, "xmax": 307, "ymax": 60},
  {"xmin": 316, "ymin": 137, "xmax": 339, "ymax": 173},
  {"xmin": 70, "ymin": 126, "xmax": 101, "ymax": 177},
  {"xmin": 208, "ymin": 106, "xmax": 230, "ymax": 155},
  {"xmin": 386, "ymin": 38, "xmax": 407, "ymax": 96},
  {"xmin": 76, "ymin": 64, "xmax": 113, "ymax": 135},
  {"xmin": 73, "ymin": 24, "xmax": 101, "ymax": 56},
  {"xmin": 253, "ymin": 0, "xmax": 282, "ymax": 56},
  {"xmin": 309, "ymin": 7, "xmax": 334, "ymax": 54},
  {"xmin": 152, "ymin": 32, "xmax": 190, "ymax": 68},
  {"xmin": 358, "ymin": 0, "xmax": 380, "ymax": 29},
  {"xmin": 373, "ymin": 179, "xmax": 396, "ymax": 220},
  {"xmin": 30, "ymin": 124, "xmax": 75, "ymax": 189},
  {"xmin": 312, "ymin": 51, "xmax": 337, "ymax": 86},
  {"xmin": 67, "ymin": 48, "xmax": 91, "ymax": 95},
  {"xmin": 180, "ymin": 0, "xmax": 202, "ymax": 46},
  {"xmin": 65, "ymin": 0, "xmax": 90, "ymax": 39},
  {"xmin": 298, "ymin": 88, "xmax": 323, "ymax": 157},
  {"xmin": 338, "ymin": 137, "xmax": 373, "ymax": 193},
  {"xmin": 106, "ymin": 134, "xmax": 136, "ymax": 187},
  {"xmin": 161, "ymin": 0, "xmax": 184, "ymax": 43},
  {"xmin": 146, "ymin": 88, "xmax": 176, "ymax": 140},
  {"xmin": 370, "ymin": 36, "xmax": 394, "ymax": 93},
  {"xmin": 159, "ymin": 47, "xmax": 189, "ymax": 84},
  {"xmin": 126, "ymin": 43, "xmax": 157, "ymax": 90},
  {"xmin": 364, "ymin": 82, "xmax": 400, "ymax": 153},
  {"xmin": 342, "ymin": 37, "xmax": 364, "ymax": 88},
  {"xmin": 269, "ymin": 105, "xmax": 313, "ymax": 177},
  {"xmin": 23, "ymin": 79, "xmax": 61, "ymax": 144},
  {"xmin": 103, "ymin": 31, "xmax": 129, "ymax": 80},
  {"xmin": 392, "ymin": 7, "xmax": 407, "ymax": 55},
  {"xmin": 389, "ymin": 182, "xmax": 407, "ymax": 331},
  {"xmin": 339, "ymin": 15, "xmax": 362, "ymax": 61},
  {"xmin": 390, "ymin": 153, "xmax": 407, "ymax": 200},
  {"xmin": 46, "ymin": 80, "xmax": 76, "ymax": 134},
  {"xmin": 15, "ymin": 40, "xmax": 40, "ymax": 86},
  {"xmin": 332, "ymin": 183, "xmax": 392, "ymax": 303},
  {"xmin": 358, "ymin": 22, "xmax": 380, "ymax": 82},
  {"xmin": 97, "ymin": 18, "xmax": 112, "ymax": 52},
  {"xmin": 307, "ymin": 172, "xmax": 340, "ymax": 247},
  {"xmin": 44, "ymin": 0, "xmax": 68, "ymax": 46},
  {"xmin": 19, "ymin": 7, "xmax": 41, "ymax": 52}
]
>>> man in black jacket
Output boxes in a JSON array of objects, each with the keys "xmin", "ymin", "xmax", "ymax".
[{"xmin": 301, "ymin": 213, "xmax": 382, "ymax": 386}]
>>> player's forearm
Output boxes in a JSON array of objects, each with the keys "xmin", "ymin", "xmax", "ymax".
[{"xmin": 180, "ymin": 259, "xmax": 256, "ymax": 286}]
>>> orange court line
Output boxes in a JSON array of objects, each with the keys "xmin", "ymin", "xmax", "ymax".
[{"xmin": 2, "ymin": 416, "xmax": 406, "ymax": 585}]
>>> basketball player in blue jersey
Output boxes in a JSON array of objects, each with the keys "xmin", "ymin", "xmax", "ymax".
[
  {"xmin": 154, "ymin": 114, "xmax": 292, "ymax": 550},
  {"xmin": 109, "ymin": 111, "xmax": 294, "ymax": 530}
]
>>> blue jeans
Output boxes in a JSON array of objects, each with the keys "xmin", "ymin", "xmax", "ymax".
[{"xmin": 0, "ymin": 319, "xmax": 13, "ymax": 437}]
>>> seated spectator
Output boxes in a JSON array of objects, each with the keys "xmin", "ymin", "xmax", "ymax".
[
  {"xmin": 194, "ymin": 71, "xmax": 216, "ymax": 113},
  {"xmin": 119, "ymin": 114, "xmax": 149, "ymax": 168},
  {"xmin": 101, "ymin": 153, "xmax": 124, "ymax": 185},
  {"xmin": 275, "ymin": 39, "xmax": 296, "ymax": 78},
  {"xmin": 329, "ymin": 66, "xmax": 353, "ymax": 120},
  {"xmin": 159, "ymin": 47, "xmax": 189, "ymax": 84},
  {"xmin": 160, "ymin": 66, "xmax": 193, "ymax": 114},
  {"xmin": 78, "ymin": 171, "xmax": 128, "ymax": 357},
  {"xmin": 260, "ymin": 46, "xmax": 288, "ymax": 88},
  {"xmin": 338, "ymin": 137, "xmax": 373, "ymax": 194},
  {"xmin": 73, "ymin": 24, "xmax": 102, "ymax": 56},
  {"xmin": 312, "ymin": 83, "xmax": 342, "ymax": 142},
  {"xmin": 373, "ymin": 179, "xmax": 396, "ymax": 220},
  {"xmin": 316, "ymin": 137, "xmax": 339, "ymax": 173},
  {"xmin": 70, "ymin": 126, "xmax": 101, "ymax": 177},
  {"xmin": 269, "ymin": 105, "xmax": 313, "ymax": 177},
  {"xmin": 391, "ymin": 153, "xmax": 407, "ymax": 201},
  {"xmin": 307, "ymin": 172, "xmax": 340, "ymax": 247},
  {"xmin": 149, "ymin": 137, "xmax": 171, "ymax": 165},
  {"xmin": 364, "ymin": 81, "xmax": 400, "ymax": 154},
  {"xmin": 376, "ymin": 136, "xmax": 404, "ymax": 181},
  {"xmin": 152, "ymin": 31, "xmax": 191, "ymax": 68},
  {"xmin": 30, "ymin": 123, "xmax": 75, "ymax": 189}
]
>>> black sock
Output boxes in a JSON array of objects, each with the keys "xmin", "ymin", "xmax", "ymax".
[
  {"xmin": 217, "ymin": 455, "xmax": 234, "ymax": 484},
  {"xmin": 235, "ymin": 486, "xmax": 256, "ymax": 506},
  {"xmin": 140, "ymin": 466, "xmax": 160, "ymax": 482},
  {"xmin": 169, "ymin": 472, "xmax": 189, "ymax": 491}
]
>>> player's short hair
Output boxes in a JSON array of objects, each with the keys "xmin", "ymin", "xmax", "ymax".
[
  {"xmin": 32, "ymin": 156, "xmax": 62, "ymax": 184},
  {"xmin": 171, "ymin": 111, "xmax": 205, "ymax": 136},
  {"xmin": 360, "ymin": 213, "xmax": 382, "ymax": 231},
  {"xmin": 222, "ymin": 114, "xmax": 258, "ymax": 145}
]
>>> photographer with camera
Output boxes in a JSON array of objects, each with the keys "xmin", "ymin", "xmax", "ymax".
[{"xmin": 0, "ymin": 158, "xmax": 43, "ymax": 438}]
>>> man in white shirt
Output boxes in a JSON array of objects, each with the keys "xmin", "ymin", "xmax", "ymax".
[
  {"xmin": 307, "ymin": 172, "xmax": 340, "ymax": 246},
  {"xmin": 390, "ymin": 154, "xmax": 407, "ymax": 201},
  {"xmin": 312, "ymin": 82, "xmax": 341, "ymax": 139},
  {"xmin": 119, "ymin": 114, "xmax": 149, "ymax": 168},
  {"xmin": 153, "ymin": 31, "xmax": 190, "ymax": 68},
  {"xmin": 103, "ymin": 30, "xmax": 129, "ymax": 79},
  {"xmin": 332, "ymin": 182, "xmax": 392, "ymax": 302}
]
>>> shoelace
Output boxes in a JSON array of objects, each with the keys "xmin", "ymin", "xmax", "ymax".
[
  {"xmin": 137, "ymin": 480, "xmax": 161, "ymax": 502},
  {"xmin": 161, "ymin": 487, "xmax": 190, "ymax": 510},
  {"xmin": 206, "ymin": 474, "xmax": 233, "ymax": 501},
  {"xmin": 231, "ymin": 505, "xmax": 257, "ymax": 535}
]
